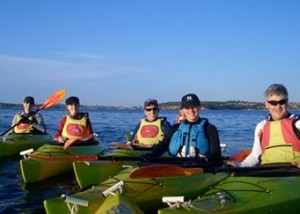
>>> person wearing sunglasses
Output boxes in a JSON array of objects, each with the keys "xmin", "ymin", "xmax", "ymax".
[
  {"xmin": 9, "ymin": 96, "xmax": 46, "ymax": 134},
  {"xmin": 125, "ymin": 98, "xmax": 172, "ymax": 149},
  {"xmin": 142, "ymin": 93, "xmax": 222, "ymax": 165},
  {"xmin": 228, "ymin": 83, "xmax": 300, "ymax": 167}
]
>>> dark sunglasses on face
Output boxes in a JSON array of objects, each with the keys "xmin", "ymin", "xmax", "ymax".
[
  {"xmin": 145, "ymin": 108, "xmax": 158, "ymax": 112},
  {"xmin": 267, "ymin": 99, "xmax": 287, "ymax": 106}
]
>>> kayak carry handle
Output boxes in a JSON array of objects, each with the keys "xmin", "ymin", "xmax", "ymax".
[
  {"xmin": 162, "ymin": 196, "xmax": 185, "ymax": 203},
  {"xmin": 162, "ymin": 196, "xmax": 189, "ymax": 208},
  {"xmin": 61, "ymin": 194, "xmax": 89, "ymax": 207},
  {"xmin": 102, "ymin": 180, "xmax": 125, "ymax": 197},
  {"xmin": 19, "ymin": 148, "xmax": 34, "ymax": 159}
]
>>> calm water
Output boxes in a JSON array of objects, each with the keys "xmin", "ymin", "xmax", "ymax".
[{"xmin": 1, "ymin": 108, "xmax": 299, "ymax": 213}]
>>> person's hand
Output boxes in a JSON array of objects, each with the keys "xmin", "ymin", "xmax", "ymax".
[
  {"xmin": 140, "ymin": 153, "xmax": 153, "ymax": 162},
  {"xmin": 291, "ymin": 161, "xmax": 300, "ymax": 168},
  {"xmin": 56, "ymin": 136, "xmax": 67, "ymax": 144},
  {"xmin": 19, "ymin": 115, "xmax": 31, "ymax": 123},
  {"xmin": 226, "ymin": 160, "xmax": 242, "ymax": 167}
]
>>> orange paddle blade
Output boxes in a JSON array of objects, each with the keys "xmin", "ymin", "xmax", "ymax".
[
  {"xmin": 229, "ymin": 149, "xmax": 252, "ymax": 162},
  {"xmin": 39, "ymin": 89, "xmax": 66, "ymax": 110},
  {"xmin": 63, "ymin": 138, "xmax": 79, "ymax": 150},
  {"xmin": 111, "ymin": 142, "xmax": 133, "ymax": 150},
  {"xmin": 129, "ymin": 165, "xmax": 203, "ymax": 179}
]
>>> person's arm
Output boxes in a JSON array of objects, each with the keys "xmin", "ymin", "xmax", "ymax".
[
  {"xmin": 151, "ymin": 124, "xmax": 179, "ymax": 157},
  {"xmin": 162, "ymin": 119, "xmax": 172, "ymax": 136},
  {"xmin": 6, "ymin": 113, "xmax": 20, "ymax": 135},
  {"xmin": 240, "ymin": 121, "xmax": 264, "ymax": 167},
  {"xmin": 54, "ymin": 117, "xmax": 67, "ymax": 143},
  {"xmin": 127, "ymin": 123, "xmax": 140, "ymax": 144},
  {"xmin": 205, "ymin": 123, "xmax": 222, "ymax": 163},
  {"xmin": 31, "ymin": 113, "xmax": 46, "ymax": 133},
  {"xmin": 11, "ymin": 113, "xmax": 20, "ymax": 127},
  {"xmin": 293, "ymin": 118, "xmax": 300, "ymax": 138},
  {"xmin": 81, "ymin": 117, "xmax": 94, "ymax": 141}
]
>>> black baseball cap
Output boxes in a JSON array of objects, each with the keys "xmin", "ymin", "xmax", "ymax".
[
  {"xmin": 65, "ymin": 96, "xmax": 80, "ymax": 105},
  {"xmin": 23, "ymin": 96, "xmax": 35, "ymax": 104},
  {"xmin": 181, "ymin": 93, "xmax": 201, "ymax": 108}
]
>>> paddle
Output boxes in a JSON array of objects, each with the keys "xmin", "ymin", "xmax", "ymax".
[
  {"xmin": 0, "ymin": 89, "xmax": 66, "ymax": 137},
  {"xmin": 64, "ymin": 148, "xmax": 251, "ymax": 164},
  {"xmin": 111, "ymin": 142, "xmax": 152, "ymax": 151},
  {"xmin": 111, "ymin": 142, "xmax": 133, "ymax": 150},
  {"xmin": 129, "ymin": 164, "xmax": 204, "ymax": 178},
  {"xmin": 129, "ymin": 163, "xmax": 298, "ymax": 179},
  {"xmin": 63, "ymin": 135, "xmax": 95, "ymax": 150},
  {"xmin": 63, "ymin": 138, "xmax": 80, "ymax": 150},
  {"xmin": 28, "ymin": 153, "xmax": 98, "ymax": 162}
]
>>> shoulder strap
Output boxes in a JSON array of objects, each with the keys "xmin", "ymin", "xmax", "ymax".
[{"xmin": 82, "ymin": 112, "xmax": 89, "ymax": 118}]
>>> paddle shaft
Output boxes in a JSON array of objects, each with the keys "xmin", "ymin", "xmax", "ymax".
[
  {"xmin": 0, "ymin": 108, "xmax": 43, "ymax": 136},
  {"xmin": 129, "ymin": 163, "xmax": 298, "ymax": 179}
]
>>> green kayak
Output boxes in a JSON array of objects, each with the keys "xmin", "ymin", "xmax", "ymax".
[
  {"xmin": 20, "ymin": 138, "xmax": 104, "ymax": 183},
  {"xmin": 73, "ymin": 148, "xmax": 151, "ymax": 189},
  {"xmin": 44, "ymin": 166, "xmax": 229, "ymax": 213},
  {"xmin": 95, "ymin": 189, "xmax": 144, "ymax": 214},
  {"xmin": 0, "ymin": 133, "xmax": 52, "ymax": 158},
  {"xmin": 158, "ymin": 168, "xmax": 300, "ymax": 214}
]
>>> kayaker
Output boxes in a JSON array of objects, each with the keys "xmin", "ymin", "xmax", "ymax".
[
  {"xmin": 125, "ymin": 98, "xmax": 172, "ymax": 149},
  {"xmin": 54, "ymin": 96, "xmax": 95, "ymax": 147},
  {"xmin": 142, "ymin": 93, "xmax": 222, "ymax": 165},
  {"xmin": 9, "ymin": 96, "xmax": 46, "ymax": 134},
  {"xmin": 228, "ymin": 83, "xmax": 300, "ymax": 167},
  {"xmin": 174, "ymin": 107, "xmax": 186, "ymax": 124}
]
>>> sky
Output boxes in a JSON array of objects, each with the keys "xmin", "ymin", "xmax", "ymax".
[{"xmin": 0, "ymin": 0, "xmax": 299, "ymax": 106}]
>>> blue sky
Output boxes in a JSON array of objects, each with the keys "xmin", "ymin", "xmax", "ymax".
[{"xmin": 0, "ymin": 0, "xmax": 299, "ymax": 106}]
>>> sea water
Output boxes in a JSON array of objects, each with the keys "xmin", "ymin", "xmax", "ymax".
[{"xmin": 1, "ymin": 108, "xmax": 298, "ymax": 213}]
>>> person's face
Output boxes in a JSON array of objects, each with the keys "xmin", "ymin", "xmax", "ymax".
[
  {"xmin": 66, "ymin": 103, "xmax": 79, "ymax": 116},
  {"xmin": 182, "ymin": 106, "xmax": 200, "ymax": 122},
  {"xmin": 23, "ymin": 102, "xmax": 34, "ymax": 113},
  {"xmin": 144, "ymin": 104, "xmax": 159, "ymax": 121},
  {"xmin": 265, "ymin": 94, "xmax": 288, "ymax": 121}
]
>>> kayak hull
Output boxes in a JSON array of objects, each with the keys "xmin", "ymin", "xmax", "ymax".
[
  {"xmin": 73, "ymin": 161, "xmax": 126, "ymax": 189},
  {"xmin": 95, "ymin": 192, "xmax": 144, "ymax": 214},
  {"xmin": 0, "ymin": 133, "xmax": 52, "ymax": 158},
  {"xmin": 20, "ymin": 142, "xmax": 103, "ymax": 183},
  {"xmin": 73, "ymin": 149, "xmax": 149, "ymax": 189},
  {"xmin": 44, "ymin": 167, "xmax": 229, "ymax": 213},
  {"xmin": 158, "ymin": 174, "xmax": 300, "ymax": 213}
]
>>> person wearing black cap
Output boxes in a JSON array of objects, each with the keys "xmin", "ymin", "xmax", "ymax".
[
  {"xmin": 10, "ymin": 96, "xmax": 46, "ymax": 134},
  {"xmin": 54, "ymin": 96, "xmax": 95, "ymax": 148},
  {"xmin": 142, "ymin": 93, "xmax": 222, "ymax": 165},
  {"xmin": 121, "ymin": 98, "xmax": 171, "ymax": 149}
]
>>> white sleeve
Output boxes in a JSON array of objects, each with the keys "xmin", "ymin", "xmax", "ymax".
[
  {"xmin": 295, "ymin": 118, "xmax": 300, "ymax": 129},
  {"xmin": 241, "ymin": 120, "xmax": 265, "ymax": 167}
]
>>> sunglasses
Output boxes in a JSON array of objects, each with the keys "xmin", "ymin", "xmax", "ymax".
[
  {"xmin": 267, "ymin": 99, "xmax": 287, "ymax": 106},
  {"xmin": 145, "ymin": 108, "xmax": 158, "ymax": 112}
]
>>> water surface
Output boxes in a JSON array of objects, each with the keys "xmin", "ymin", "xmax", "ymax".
[{"xmin": 1, "ymin": 108, "xmax": 296, "ymax": 213}]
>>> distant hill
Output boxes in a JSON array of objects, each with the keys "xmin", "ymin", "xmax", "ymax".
[
  {"xmin": 1, "ymin": 100, "xmax": 300, "ymax": 110},
  {"xmin": 160, "ymin": 101, "xmax": 300, "ymax": 110}
]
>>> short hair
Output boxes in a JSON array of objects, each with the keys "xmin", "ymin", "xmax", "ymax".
[{"xmin": 264, "ymin": 84, "xmax": 288, "ymax": 100}]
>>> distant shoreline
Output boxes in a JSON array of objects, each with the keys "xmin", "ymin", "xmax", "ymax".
[{"xmin": 1, "ymin": 101, "xmax": 300, "ymax": 110}]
